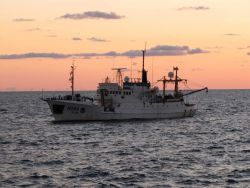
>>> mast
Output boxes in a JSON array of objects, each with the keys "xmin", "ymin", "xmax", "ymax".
[
  {"xmin": 157, "ymin": 76, "xmax": 167, "ymax": 103},
  {"xmin": 157, "ymin": 67, "xmax": 187, "ymax": 101},
  {"xmin": 174, "ymin": 67, "xmax": 179, "ymax": 96},
  {"xmin": 151, "ymin": 57, "xmax": 154, "ymax": 87},
  {"xmin": 69, "ymin": 62, "xmax": 76, "ymax": 99},
  {"xmin": 141, "ymin": 50, "xmax": 148, "ymax": 84},
  {"xmin": 130, "ymin": 58, "xmax": 132, "ymax": 81}
]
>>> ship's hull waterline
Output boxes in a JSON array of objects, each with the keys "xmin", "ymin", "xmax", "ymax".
[{"xmin": 45, "ymin": 99, "xmax": 197, "ymax": 121}]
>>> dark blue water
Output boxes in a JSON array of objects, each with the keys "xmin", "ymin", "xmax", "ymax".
[{"xmin": 0, "ymin": 90, "xmax": 250, "ymax": 187}]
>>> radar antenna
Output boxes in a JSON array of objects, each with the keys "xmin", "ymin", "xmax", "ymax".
[{"xmin": 112, "ymin": 68, "xmax": 127, "ymax": 86}]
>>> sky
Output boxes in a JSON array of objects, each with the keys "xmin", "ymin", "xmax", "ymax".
[{"xmin": 0, "ymin": 0, "xmax": 250, "ymax": 91}]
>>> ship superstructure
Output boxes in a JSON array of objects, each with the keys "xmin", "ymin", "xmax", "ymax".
[{"xmin": 43, "ymin": 50, "xmax": 208, "ymax": 121}]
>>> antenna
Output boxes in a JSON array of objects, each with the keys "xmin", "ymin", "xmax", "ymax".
[
  {"xmin": 69, "ymin": 60, "xmax": 76, "ymax": 99},
  {"xmin": 130, "ymin": 57, "xmax": 132, "ymax": 81},
  {"xmin": 141, "ymin": 42, "xmax": 148, "ymax": 84},
  {"xmin": 151, "ymin": 57, "xmax": 154, "ymax": 87},
  {"xmin": 142, "ymin": 42, "xmax": 147, "ymax": 71}
]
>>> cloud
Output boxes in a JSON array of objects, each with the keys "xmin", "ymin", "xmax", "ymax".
[
  {"xmin": 58, "ymin": 11, "xmax": 125, "ymax": 20},
  {"xmin": 87, "ymin": 37, "xmax": 109, "ymax": 42},
  {"xmin": 144, "ymin": 45, "xmax": 208, "ymax": 56},
  {"xmin": 13, "ymin": 18, "xmax": 35, "ymax": 22},
  {"xmin": 82, "ymin": 56, "xmax": 92, "ymax": 59},
  {"xmin": 238, "ymin": 46, "xmax": 250, "ymax": 50},
  {"xmin": 177, "ymin": 6, "xmax": 210, "ymax": 11},
  {"xmin": 72, "ymin": 37, "xmax": 82, "ymax": 41},
  {"xmin": 188, "ymin": 48, "xmax": 206, "ymax": 54},
  {"xmin": 224, "ymin": 33, "xmax": 238, "ymax": 36},
  {"xmin": 206, "ymin": 46, "xmax": 223, "ymax": 49},
  {"xmin": 0, "ymin": 45, "xmax": 208, "ymax": 59},
  {"xmin": 0, "ymin": 53, "xmax": 70, "ymax": 59}
]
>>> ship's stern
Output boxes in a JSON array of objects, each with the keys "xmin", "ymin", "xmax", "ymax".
[{"xmin": 184, "ymin": 103, "xmax": 197, "ymax": 117}]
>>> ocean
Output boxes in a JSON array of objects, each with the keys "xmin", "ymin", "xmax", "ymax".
[{"xmin": 0, "ymin": 90, "xmax": 250, "ymax": 187}]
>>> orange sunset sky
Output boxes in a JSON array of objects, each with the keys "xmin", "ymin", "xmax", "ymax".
[{"xmin": 0, "ymin": 0, "xmax": 250, "ymax": 91}]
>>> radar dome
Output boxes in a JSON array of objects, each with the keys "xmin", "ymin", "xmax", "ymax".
[
  {"xmin": 124, "ymin": 76, "xmax": 129, "ymax": 82},
  {"xmin": 168, "ymin": 72, "xmax": 174, "ymax": 79}
]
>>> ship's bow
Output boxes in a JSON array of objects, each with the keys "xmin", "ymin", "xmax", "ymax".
[{"xmin": 43, "ymin": 98, "xmax": 97, "ymax": 121}]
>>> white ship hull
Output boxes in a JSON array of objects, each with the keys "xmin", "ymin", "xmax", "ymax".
[
  {"xmin": 45, "ymin": 99, "xmax": 197, "ymax": 121},
  {"xmin": 43, "ymin": 54, "xmax": 208, "ymax": 121}
]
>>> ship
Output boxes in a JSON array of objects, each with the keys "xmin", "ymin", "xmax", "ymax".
[{"xmin": 43, "ymin": 50, "xmax": 208, "ymax": 121}]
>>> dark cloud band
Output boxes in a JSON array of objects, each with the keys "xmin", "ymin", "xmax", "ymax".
[
  {"xmin": 0, "ymin": 53, "xmax": 70, "ymax": 59},
  {"xmin": 72, "ymin": 37, "xmax": 82, "ymax": 41},
  {"xmin": 58, "ymin": 11, "xmax": 125, "ymax": 20},
  {"xmin": 13, "ymin": 18, "xmax": 35, "ymax": 22},
  {"xmin": 0, "ymin": 45, "xmax": 208, "ymax": 59},
  {"xmin": 87, "ymin": 37, "xmax": 109, "ymax": 42},
  {"xmin": 225, "ymin": 33, "xmax": 238, "ymax": 36},
  {"xmin": 177, "ymin": 6, "xmax": 209, "ymax": 11}
]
